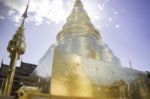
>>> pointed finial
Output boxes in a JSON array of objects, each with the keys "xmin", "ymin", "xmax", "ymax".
[
  {"xmin": 74, "ymin": 0, "xmax": 83, "ymax": 8},
  {"xmin": 1, "ymin": 59, "xmax": 3, "ymax": 65},
  {"xmin": 129, "ymin": 58, "xmax": 133, "ymax": 70},
  {"xmin": 22, "ymin": 0, "xmax": 30, "ymax": 18},
  {"xmin": 56, "ymin": 0, "xmax": 100, "ymax": 40},
  {"xmin": 21, "ymin": 0, "xmax": 30, "ymax": 26}
]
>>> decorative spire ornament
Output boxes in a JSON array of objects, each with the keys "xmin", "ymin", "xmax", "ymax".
[{"xmin": 2, "ymin": 0, "xmax": 30, "ymax": 96}]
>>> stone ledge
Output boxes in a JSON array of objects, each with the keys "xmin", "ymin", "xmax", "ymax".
[
  {"xmin": 0, "ymin": 96, "xmax": 16, "ymax": 99},
  {"xmin": 19, "ymin": 93, "xmax": 122, "ymax": 99}
]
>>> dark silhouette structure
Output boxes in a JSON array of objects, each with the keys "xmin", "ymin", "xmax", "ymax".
[{"xmin": 0, "ymin": 61, "xmax": 37, "ymax": 95}]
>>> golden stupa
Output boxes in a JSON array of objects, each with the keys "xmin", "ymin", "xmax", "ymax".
[{"xmin": 4, "ymin": 0, "xmax": 149, "ymax": 99}]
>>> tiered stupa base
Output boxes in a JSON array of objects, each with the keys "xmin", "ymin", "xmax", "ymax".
[
  {"xmin": 18, "ymin": 92, "xmax": 150, "ymax": 99},
  {"xmin": 19, "ymin": 93, "xmax": 123, "ymax": 99}
]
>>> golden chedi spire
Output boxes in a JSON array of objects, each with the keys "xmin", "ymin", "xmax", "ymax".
[
  {"xmin": 2, "ymin": 0, "xmax": 30, "ymax": 96},
  {"xmin": 56, "ymin": 0, "xmax": 101, "ymax": 40},
  {"xmin": 51, "ymin": 0, "xmax": 101, "ymax": 97}
]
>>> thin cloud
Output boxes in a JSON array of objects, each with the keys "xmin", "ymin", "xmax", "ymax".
[
  {"xmin": 0, "ymin": 0, "xmax": 66, "ymax": 25},
  {"xmin": 0, "ymin": 0, "xmax": 117, "ymax": 28},
  {"xmin": 98, "ymin": 0, "xmax": 109, "ymax": 11},
  {"xmin": 115, "ymin": 24, "xmax": 120, "ymax": 28},
  {"xmin": 0, "ymin": 15, "xmax": 5, "ymax": 20}
]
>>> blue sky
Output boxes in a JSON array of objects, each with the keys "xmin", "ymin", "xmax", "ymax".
[{"xmin": 0, "ymin": 0, "xmax": 150, "ymax": 71}]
